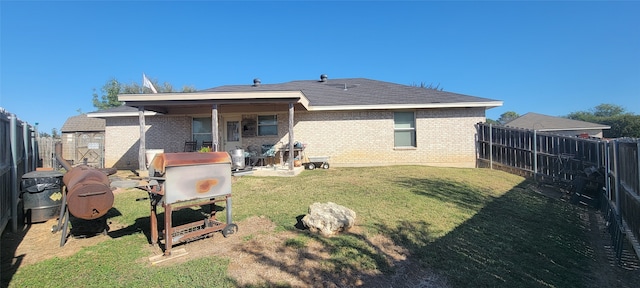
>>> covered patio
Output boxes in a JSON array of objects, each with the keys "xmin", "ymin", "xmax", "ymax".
[{"xmin": 118, "ymin": 89, "xmax": 311, "ymax": 173}]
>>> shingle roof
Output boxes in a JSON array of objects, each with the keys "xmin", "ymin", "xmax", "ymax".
[
  {"xmin": 61, "ymin": 114, "xmax": 105, "ymax": 132},
  {"xmin": 505, "ymin": 112, "xmax": 610, "ymax": 131},
  {"xmin": 202, "ymin": 77, "xmax": 499, "ymax": 106}
]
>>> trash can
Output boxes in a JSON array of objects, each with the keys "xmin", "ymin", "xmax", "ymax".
[{"xmin": 21, "ymin": 170, "xmax": 64, "ymax": 223}]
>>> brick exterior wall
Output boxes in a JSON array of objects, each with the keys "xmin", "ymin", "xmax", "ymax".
[
  {"xmin": 104, "ymin": 108, "xmax": 485, "ymax": 169},
  {"xmin": 104, "ymin": 116, "xmax": 191, "ymax": 169},
  {"xmin": 292, "ymin": 108, "xmax": 485, "ymax": 167}
]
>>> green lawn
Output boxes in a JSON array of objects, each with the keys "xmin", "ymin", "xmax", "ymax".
[{"xmin": 5, "ymin": 166, "xmax": 596, "ymax": 287}]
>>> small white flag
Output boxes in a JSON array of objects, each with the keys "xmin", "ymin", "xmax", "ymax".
[{"xmin": 142, "ymin": 73, "xmax": 158, "ymax": 93}]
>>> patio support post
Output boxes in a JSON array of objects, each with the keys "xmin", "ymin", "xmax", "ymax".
[
  {"xmin": 138, "ymin": 106, "xmax": 147, "ymax": 171},
  {"xmin": 288, "ymin": 102, "xmax": 294, "ymax": 170},
  {"xmin": 212, "ymin": 104, "xmax": 219, "ymax": 152}
]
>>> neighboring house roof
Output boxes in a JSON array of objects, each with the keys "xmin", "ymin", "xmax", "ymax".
[
  {"xmin": 61, "ymin": 114, "xmax": 105, "ymax": 132},
  {"xmin": 505, "ymin": 112, "xmax": 610, "ymax": 132},
  {"xmin": 202, "ymin": 77, "xmax": 502, "ymax": 110}
]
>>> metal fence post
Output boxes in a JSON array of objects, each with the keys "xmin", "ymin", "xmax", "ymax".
[
  {"xmin": 613, "ymin": 140, "xmax": 621, "ymax": 219},
  {"xmin": 533, "ymin": 130, "xmax": 537, "ymax": 181},
  {"xmin": 9, "ymin": 115, "xmax": 19, "ymax": 232},
  {"xmin": 489, "ymin": 123, "xmax": 493, "ymax": 169},
  {"xmin": 604, "ymin": 141, "xmax": 611, "ymax": 200},
  {"xmin": 637, "ymin": 139, "xmax": 640, "ymax": 197}
]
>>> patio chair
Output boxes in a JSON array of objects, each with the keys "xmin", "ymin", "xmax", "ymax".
[
  {"xmin": 184, "ymin": 141, "xmax": 197, "ymax": 152},
  {"xmin": 247, "ymin": 145, "xmax": 264, "ymax": 166},
  {"xmin": 262, "ymin": 144, "xmax": 276, "ymax": 166},
  {"xmin": 202, "ymin": 141, "xmax": 213, "ymax": 150}
]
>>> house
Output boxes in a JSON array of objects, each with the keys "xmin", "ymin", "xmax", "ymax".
[
  {"xmin": 505, "ymin": 112, "xmax": 610, "ymax": 138},
  {"xmin": 88, "ymin": 75, "xmax": 502, "ymax": 170},
  {"xmin": 60, "ymin": 114, "xmax": 106, "ymax": 167}
]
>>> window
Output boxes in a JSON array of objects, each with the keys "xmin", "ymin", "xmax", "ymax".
[
  {"xmin": 192, "ymin": 117, "xmax": 212, "ymax": 144},
  {"xmin": 394, "ymin": 112, "xmax": 416, "ymax": 147},
  {"xmin": 257, "ymin": 115, "xmax": 278, "ymax": 136}
]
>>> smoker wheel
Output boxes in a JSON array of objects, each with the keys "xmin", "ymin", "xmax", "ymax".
[
  {"xmin": 307, "ymin": 163, "xmax": 316, "ymax": 170},
  {"xmin": 222, "ymin": 223, "xmax": 238, "ymax": 238},
  {"xmin": 322, "ymin": 163, "xmax": 330, "ymax": 169}
]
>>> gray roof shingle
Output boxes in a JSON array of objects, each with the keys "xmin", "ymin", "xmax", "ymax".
[
  {"xmin": 203, "ymin": 77, "xmax": 499, "ymax": 106},
  {"xmin": 61, "ymin": 114, "xmax": 105, "ymax": 132},
  {"xmin": 505, "ymin": 112, "xmax": 610, "ymax": 131}
]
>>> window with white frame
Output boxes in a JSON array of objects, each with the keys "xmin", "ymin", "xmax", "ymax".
[
  {"xmin": 394, "ymin": 112, "xmax": 416, "ymax": 147},
  {"xmin": 192, "ymin": 117, "xmax": 212, "ymax": 144},
  {"xmin": 257, "ymin": 115, "xmax": 278, "ymax": 136}
]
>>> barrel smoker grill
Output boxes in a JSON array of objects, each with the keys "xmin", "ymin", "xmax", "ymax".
[
  {"xmin": 146, "ymin": 152, "xmax": 237, "ymax": 256},
  {"xmin": 53, "ymin": 142, "xmax": 115, "ymax": 247}
]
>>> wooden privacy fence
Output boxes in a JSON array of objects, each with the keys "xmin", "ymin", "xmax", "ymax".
[
  {"xmin": 0, "ymin": 109, "xmax": 39, "ymax": 235},
  {"xmin": 477, "ymin": 123, "xmax": 640, "ymax": 262}
]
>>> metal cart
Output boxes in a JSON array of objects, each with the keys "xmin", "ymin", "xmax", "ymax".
[{"xmin": 304, "ymin": 156, "xmax": 330, "ymax": 170}]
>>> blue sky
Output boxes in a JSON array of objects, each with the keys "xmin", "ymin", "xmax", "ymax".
[{"xmin": 1, "ymin": 1, "xmax": 639, "ymax": 134}]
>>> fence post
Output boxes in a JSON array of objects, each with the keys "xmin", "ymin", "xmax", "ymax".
[
  {"xmin": 9, "ymin": 115, "xmax": 19, "ymax": 232},
  {"xmin": 637, "ymin": 139, "xmax": 640, "ymax": 197},
  {"xmin": 489, "ymin": 123, "xmax": 493, "ymax": 169},
  {"xmin": 604, "ymin": 141, "xmax": 611, "ymax": 200},
  {"xmin": 613, "ymin": 140, "xmax": 621, "ymax": 219},
  {"xmin": 533, "ymin": 130, "xmax": 537, "ymax": 181},
  {"xmin": 22, "ymin": 122, "xmax": 29, "ymax": 173}
]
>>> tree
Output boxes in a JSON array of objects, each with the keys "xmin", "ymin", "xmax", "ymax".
[
  {"xmin": 485, "ymin": 118, "xmax": 499, "ymax": 125},
  {"xmin": 592, "ymin": 103, "xmax": 629, "ymax": 118},
  {"xmin": 498, "ymin": 111, "xmax": 520, "ymax": 125},
  {"xmin": 411, "ymin": 82, "xmax": 444, "ymax": 91},
  {"xmin": 567, "ymin": 103, "xmax": 639, "ymax": 138},
  {"xmin": 92, "ymin": 77, "xmax": 197, "ymax": 110},
  {"xmin": 567, "ymin": 103, "xmax": 630, "ymax": 120}
]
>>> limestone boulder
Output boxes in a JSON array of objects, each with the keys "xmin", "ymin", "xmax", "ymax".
[{"xmin": 301, "ymin": 202, "xmax": 356, "ymax": 237}]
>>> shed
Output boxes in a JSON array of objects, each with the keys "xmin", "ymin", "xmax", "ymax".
[{"xmin": 61, "ymin": 114, "xmax": 106, "ymax": 167}]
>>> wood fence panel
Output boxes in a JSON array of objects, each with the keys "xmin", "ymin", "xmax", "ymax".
[
  {"xmin": 476, "ymin": 123, "xmax": 640, "ymax": 260},
  {"xmin": 0, "ymin": 109, "xmax": 38, "ymax": 234}
]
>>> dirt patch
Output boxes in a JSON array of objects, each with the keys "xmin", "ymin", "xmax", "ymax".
[
  {"xmin": 144, "ymin": 216, "xmax": 448, "ymax": 287},
  {"xmin": 1, "ymin": 213, "xmax": 448, "ymax": 288}
]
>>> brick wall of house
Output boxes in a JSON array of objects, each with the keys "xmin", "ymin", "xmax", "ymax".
[
  {"xmin": 104, "ymin": 116, "xmax": 191, "ymax": 169},
  {"xmin": 291, "ymin": 108, "xmax": 485, "ymax": 167},
  {"xmin": 105, "ymin": 108, "xmax": 485, "ymax": 169}
]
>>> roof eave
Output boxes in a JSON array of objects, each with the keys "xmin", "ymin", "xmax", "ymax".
[
  {"xmin": 87, "ymin": 111, "xmax": 162, "ymax": 118},
  {"xmin": 535, "ymin": 126, "xmax": 611, "ymax": 132},
  {"xmin": 118, "ymin": 91, "xmax": 310, "ymax": 109},
  {"xmin": 307, "ymin": 101, "xmax": 503, "ymax": 111}
]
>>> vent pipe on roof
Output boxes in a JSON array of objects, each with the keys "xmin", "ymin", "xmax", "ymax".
[
  {"xmin": 253, "ymin": 78, "xmax": 261, "ymax": 86},
  {"xmin": 320, "ymin": 74, "xmax": 328, "ymax": 82}
]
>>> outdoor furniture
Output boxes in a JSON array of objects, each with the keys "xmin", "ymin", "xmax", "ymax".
[
  {"xmin": 247, "ymin": 145, "xmax": 264, "ymax": 166},
  {"xmin": 184, "ymin": 141, "xmax": 197, "ymax": 152},
  {"xmin": 262, "ymin": 144, "xmax": 276, "ymax": 166},
  {"xmin": 202, "ymin": 141, "xmax": 213, "ymax": 150}
]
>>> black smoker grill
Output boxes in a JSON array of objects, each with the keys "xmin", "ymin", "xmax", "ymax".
[{"xmin": 146, "ymin": 152, "xmax": 237, "ymax": 256}]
